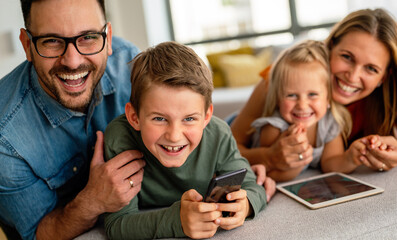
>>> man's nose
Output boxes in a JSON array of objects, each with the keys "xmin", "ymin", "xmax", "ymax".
[{"xmin": 59, "ymin": 43, "xmax": 84, "ymax": 69}]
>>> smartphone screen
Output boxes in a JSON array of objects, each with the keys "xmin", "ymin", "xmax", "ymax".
[{"xmin": 204, "ymin": 168, "xmax": 247, "ymax": 203}]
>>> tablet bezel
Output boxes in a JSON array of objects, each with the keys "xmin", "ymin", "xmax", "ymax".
[{"xmin": 276, "ymin": 172, "xmax": 384, "ymax": 209}]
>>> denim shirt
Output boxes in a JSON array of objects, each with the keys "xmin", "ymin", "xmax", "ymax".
[{"xmin": 0, "ymin": 36, "xmax": 139, "ymax": 240}]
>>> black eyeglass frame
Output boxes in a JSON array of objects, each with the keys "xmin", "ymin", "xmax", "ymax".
[{"xmin": 26, "ymin": 24, "xmax": 108, "ymax": 58}]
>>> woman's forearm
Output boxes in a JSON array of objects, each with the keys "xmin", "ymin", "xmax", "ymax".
[
  {"xmin": 237, "ymin": 144, "xmax": 277, "ymax": 171},
  {"xmin": 231, "ymin": 79, "xmax": 268, "ymax": 149}
]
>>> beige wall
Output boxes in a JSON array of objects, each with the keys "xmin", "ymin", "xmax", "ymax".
[
  {"xmin": 0, "ymin": 0, "xmax": 171, "ymax": 78},
  {"xmin": 0, "ymin": 0, "xmax": 25, "ymax": 78}
]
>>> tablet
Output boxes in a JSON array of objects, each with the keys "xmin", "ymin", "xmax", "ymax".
[{"xmin": 276, "ymin": 172, "xmax": 384, "ymax": 209}]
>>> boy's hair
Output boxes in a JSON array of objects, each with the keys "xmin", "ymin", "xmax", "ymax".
[
  {"xmin": 325, "ymin": 8, "xmax": 397, "ymax": 136},
  {"xmin": 129, "ymin": 41, "xmax": 213, "ymax": 115},
  {"xmin": 20, "ymin": 0, "xmax": 107, "ymax": 29},
  {"xmin": 264, "ymin": 40, "xmax": 351, "ymax": 143}
]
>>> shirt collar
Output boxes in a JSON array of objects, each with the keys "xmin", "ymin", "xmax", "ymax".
[{"xmin": 31, "ymin": 65, "xmax": 115, "ymax": 128}]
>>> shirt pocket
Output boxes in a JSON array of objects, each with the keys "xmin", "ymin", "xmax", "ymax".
[{"xmin": 44, "ymin": 153, "xmax": 85, "ymax": 190}]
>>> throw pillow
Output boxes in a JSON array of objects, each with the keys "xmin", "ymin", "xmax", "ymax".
[
  {"xmin": 218, "ymin": 47, "xmax": 272, "ymax": 88},
  {"xmin": 207, "ymin": 47, "xmax": 254, "ymax": 87}
]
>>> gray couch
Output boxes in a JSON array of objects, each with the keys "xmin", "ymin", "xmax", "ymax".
[
  {"xmin": 212, "ymin": 85, "xmax": 255, "ymax": 120},
  {"xmin": 76, "ymin": 166, "xmax": 397, "ymax": 239}
]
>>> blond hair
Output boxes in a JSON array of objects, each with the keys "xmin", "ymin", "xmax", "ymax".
[
  {"xmin": 129, "ymin": 41, "xmax": 213, "ymax": 115},
  {"xmin": 325, "ymin": 8, "xmax": 397, "ymax": 136},
  {"xmin": 264, "ymin": 40, "xmax": 351, "ymax": 142}
]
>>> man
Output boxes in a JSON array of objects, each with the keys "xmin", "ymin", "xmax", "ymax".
[{"xmin": 0, "ymin": 0, "xmax": 145, "ymax": 239}]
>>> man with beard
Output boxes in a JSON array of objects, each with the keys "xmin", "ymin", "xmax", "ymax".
[{"xmin": 0, "ymin": 0, "xmax": 145, "ymax": 239}]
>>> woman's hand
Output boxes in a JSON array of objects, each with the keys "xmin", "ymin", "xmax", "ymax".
[{"xmin": 360, "ymin": 135, "xmax": 397, "ymax": 171}]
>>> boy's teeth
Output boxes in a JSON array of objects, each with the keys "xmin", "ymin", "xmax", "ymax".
[
  {"xmin": 59, "ymin": 71, "xmax": 89, "ymax": 80},
  {"xmin": 164, "ymin": 146, "xmax": 183, "ymax": 152}
]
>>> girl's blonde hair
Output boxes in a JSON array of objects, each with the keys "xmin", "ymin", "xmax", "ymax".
[
  {"xmin": 325, "ymin": 8, "xmax": 397, "ymax": 136},
  {"xmin": 263, "ymin": 40, "xmax": 351, "ymax": 143}
]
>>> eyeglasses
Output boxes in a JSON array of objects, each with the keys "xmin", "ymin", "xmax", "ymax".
[{"xmin": 26, "ymin": 24, "xmax": 108, "ymax": 58}]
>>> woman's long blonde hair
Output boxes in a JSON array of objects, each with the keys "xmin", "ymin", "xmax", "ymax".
[
  {"xmin": 263, "ymin": 40, "xmax": 352, "ymax": 143},
  {"xmin": 325, "ymin": 8, "xmax": 397, "ymax": 136}
]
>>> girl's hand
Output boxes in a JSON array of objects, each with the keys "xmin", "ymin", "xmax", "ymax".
[
  {"xmin": 180, "ymin": 189, "xmax": 221, "ymax": 239},
  {"xmin": 267, "ymin": 123, "xmax": 313, "ymax": 171},
  {"xmin": 215, "ymin": 189, "xmax": 250, "ymax": 231}
]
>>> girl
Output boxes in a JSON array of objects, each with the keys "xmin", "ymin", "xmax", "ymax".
[{"xmin": 250, "ymin": 40, "xmax": 351, "ymax": 182}]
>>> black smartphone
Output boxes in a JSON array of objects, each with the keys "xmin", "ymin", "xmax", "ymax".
[{"xmin": 204, "ymin": 168, "xmax": 247, "ymax": 203}]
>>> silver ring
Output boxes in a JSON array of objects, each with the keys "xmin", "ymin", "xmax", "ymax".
[
  {"xmin": 379, "ymin": 163, "xmax": 386, "ymax": 172},
  {"xmin": 129, "ymin": 178, "xmax": 134, "ymax": 188},
  {"xmin": 298, "ymin": 153, "xmax": 303, "ymax": 161}
]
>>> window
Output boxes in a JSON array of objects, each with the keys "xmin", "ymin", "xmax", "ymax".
[
  {"xmin": 168, "ymin": 0, "xmax": 345, "ymax": 51},
  {"xmin": 169, "ymin": 0, "xmax": 291, "ymax": 45},
  {"xmin": 295, "ymin": 0, "xmax": 348, "ymax": 26},
  {"xmin": 167, "ymin": 0, "xmax": 397, "ymax": 53}
]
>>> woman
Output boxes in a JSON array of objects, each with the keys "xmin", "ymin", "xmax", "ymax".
[{"xmin": 231, "ymin": 8, "xmax": 397, "ymax": 175}]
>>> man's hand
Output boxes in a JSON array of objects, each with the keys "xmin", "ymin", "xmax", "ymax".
[
  {"xmin": 82, "ymin": 131, "xmax": 145, "ymax": 214},
  {"xmin": 36, "ymin": 131, "xmax": 145, "ymax": 239}
]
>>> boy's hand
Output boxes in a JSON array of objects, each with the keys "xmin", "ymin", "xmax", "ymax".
[
  {"xmin": 251, "ymin": 164, "xmax": 276, "ymax": 202},
  {"xmin": 215, "ymin": 189, "xmax": 250, "ymax": 231},
  {"xmin": 251, "ymin": 164, "xmax": 266, "ymax": 185},
  {"xmin": 180, "ymin": 189, "xmax": 221, "ymax": 239}
]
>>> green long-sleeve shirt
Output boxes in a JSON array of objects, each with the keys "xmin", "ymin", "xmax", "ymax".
[{"xmin": 104, "ymin": 115, "xmax": 267, "ymax": 239}]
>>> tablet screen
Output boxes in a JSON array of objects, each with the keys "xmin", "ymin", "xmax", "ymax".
[{"xmin": 277, "ymin": 172, "xmax": 384, "ymax": 209}]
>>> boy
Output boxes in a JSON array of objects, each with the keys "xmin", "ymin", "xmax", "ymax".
[{"xmin": 104, "ymin": 41, "xmax": 268, "ymax": 239}]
